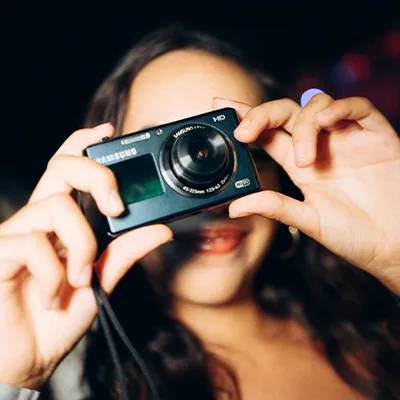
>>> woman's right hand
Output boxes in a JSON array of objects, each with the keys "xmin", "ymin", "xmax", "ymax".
[{"xmin": 0, "ymin": 123, "xmax": 172, "ymax": 390}]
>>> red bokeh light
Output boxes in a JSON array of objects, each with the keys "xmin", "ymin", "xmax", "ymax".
[
  {"xmin": 383, "ymin": 30, "xmax": 400, "ymax": 58},
  {"xmin": 341, "ymin": 53, "xmax": 371, "ymax": 80},
  {"xmin": 295, "ymin": 75, "xmax": 325, "ymax": 95}
]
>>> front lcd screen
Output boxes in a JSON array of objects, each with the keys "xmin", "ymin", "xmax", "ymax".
[{"xmin": 109, "ymin": 154, "xmax": 164, "ymax": 205}]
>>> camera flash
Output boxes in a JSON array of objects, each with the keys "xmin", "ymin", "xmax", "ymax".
[{"xmin": 120, "ymin": 132, "xmax": 151, "ymax": 145}]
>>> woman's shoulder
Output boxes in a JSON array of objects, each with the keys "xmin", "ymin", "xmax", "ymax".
[{"xmin": 0, "ymin": 384, "xmax": 40, "ymax": 400}]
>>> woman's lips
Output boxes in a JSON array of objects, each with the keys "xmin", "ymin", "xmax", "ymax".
[{"xmin": 174, "ymin": 228, "xmax": 249, "ymax": 255}]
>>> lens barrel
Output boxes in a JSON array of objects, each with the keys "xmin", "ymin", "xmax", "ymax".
[
  {"xmin": 161, "ymin": 124, "xmax": 235, "ymax": 195},
  {"xmin": 170, "ymin": 126, "xmax": 230, "ymax": 186}
]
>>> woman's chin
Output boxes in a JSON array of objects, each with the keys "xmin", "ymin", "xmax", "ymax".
[
  {"xmin": 170, "ymin": 259, "xmax": 254, "ymax": 306},
  {"xmin": 141, "ymin": 217, "xmax": 275, "ymax": 306}
]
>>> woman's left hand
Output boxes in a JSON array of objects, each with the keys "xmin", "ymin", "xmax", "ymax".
[{"xmin": 214, "ymin": 94, "xmax": 400, "ymax": 294}]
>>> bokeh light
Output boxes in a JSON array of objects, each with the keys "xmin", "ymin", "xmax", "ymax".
[{"xmin": 295, "ymin": 29, "xmax": 400, "ymax": 130}]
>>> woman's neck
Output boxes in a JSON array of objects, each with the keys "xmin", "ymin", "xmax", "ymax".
[{"xmin": 172, "ymin": 295, "xmax": 308, "ymax": 353}]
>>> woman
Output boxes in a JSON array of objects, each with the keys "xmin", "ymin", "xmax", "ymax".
[{"xmin": 0, "ymin": 25, "xmax": 399, "ymax": 399}]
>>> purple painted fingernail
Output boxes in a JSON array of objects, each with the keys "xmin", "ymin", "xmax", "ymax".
[{"xmin": 300, "ymin": 88, "xmax": 326, "ymax": 107}]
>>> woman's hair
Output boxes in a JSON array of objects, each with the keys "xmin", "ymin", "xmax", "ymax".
[{"xmin": 83, "ymin": 24, "xmax": 400, "ymax": 399}]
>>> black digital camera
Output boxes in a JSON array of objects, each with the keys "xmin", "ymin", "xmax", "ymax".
[{"xmin": 83, "ymin": 107, "xmax": 261, "ymax": 237}]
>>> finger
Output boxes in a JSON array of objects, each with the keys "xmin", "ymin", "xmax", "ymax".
[
  {"xmin": 51, "ymin": 123, "xmax": 114, "ymax": 159},
  {"xmin": 229, "ymin": 191, "xmax": 319, "ymax": 240},
  {"xmin": 254, "ymin": 128, "xmax": 294, "ymax": 170},
  {"xmin": 95, "ymin": 225, "xmax": 173, "ymax": 293},
  {"xmin": 215, "ymin": 98, "xmax": 301, "ymax": 142},
  {"xmin": 214, "ymin": 98, "xmax": 296, "ymax": 168},
  {"xmin": 292, "ymin": 92, "xmax": 334, "ymax": 167},
  {"xmin": 234, "ymin": 98, "xmax": 301, "ymax": 143},
  {"xmin": 1, "ymin": 194, "xmax": 97, "ymax": 288},
  {"xmin": 29, "ymin": 154, "xmax": 124, "ymax": 216},
  {"xmin": 315, "ymin": 97, "xmax": 396, "ymax": 134},
  {"xmin": 0, "ymin": 232, "xmax": 65, "ymax": 310},
  {"xmin": 29, "ymin": 123, "xmax": 115, "ymax": 203}
]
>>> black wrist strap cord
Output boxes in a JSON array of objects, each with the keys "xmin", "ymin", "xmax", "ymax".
[
  {"xmin": 78, "ymin": 191, "xmax": 161, "ymax": 399},
  {"xmin": 91, "ymin": 271, "xmax": 162, "ymax": 400}
]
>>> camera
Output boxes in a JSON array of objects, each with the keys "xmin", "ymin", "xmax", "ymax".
[{"xmin": 83, "ymin": 107, "xmax": 261, "ymax": 237}]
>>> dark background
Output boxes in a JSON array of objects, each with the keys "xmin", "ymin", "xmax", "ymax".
[{"xmin": 1, "ymin": 2, "xmax": 399, "ymax": 200}]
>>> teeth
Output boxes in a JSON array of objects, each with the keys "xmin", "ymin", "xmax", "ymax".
[
  {"xmin": 201, "ymin": 242, "xmax": 212, "ymax": 250},
  {"xmin": 204, "ymin": 237, "xmax": 225, "ymax": 243}
]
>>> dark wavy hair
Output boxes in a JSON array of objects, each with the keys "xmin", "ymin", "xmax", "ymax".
[{"xmin": 82, "ymin": 24, "xmax": 400, "ymax": 399}]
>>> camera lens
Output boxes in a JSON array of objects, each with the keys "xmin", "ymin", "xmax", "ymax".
[
  {"xmin": 170, "ymin": 125, "xmax": 231, "ymax": 187},
  {"xmin": 160, "ymin": 123, "xmax": 236, "ymax": 196},
  {"xmin": 195, "ymin": 148, "xmax": 208, "ymax": 160}
]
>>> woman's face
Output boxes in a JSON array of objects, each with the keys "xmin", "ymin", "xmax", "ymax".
[{"xmin": 122, "ymin": 50, "xmax": 279, "ymax": 305}]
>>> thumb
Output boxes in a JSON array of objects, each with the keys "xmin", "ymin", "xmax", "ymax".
[
  {"xmin": 95, "ymin": 224, "xmax": 173, "ymax": 293},
  {"xmin": 229, "ymin": 191, "xmax": 319, "ymax": 239}
]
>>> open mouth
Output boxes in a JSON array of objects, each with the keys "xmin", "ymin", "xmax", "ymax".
[{"xmin": 174, "ymin": 227, "xmax": 249, "ymax": 255}]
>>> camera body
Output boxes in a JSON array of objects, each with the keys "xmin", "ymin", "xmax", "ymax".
[{"xmin": 83, "ymin": 107, "xmax": 261, "ymax": 237}]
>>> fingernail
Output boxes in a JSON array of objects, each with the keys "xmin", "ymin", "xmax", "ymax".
[
  {"xmin": 239, "ymin": 119, "xmax": 251, "ymax": 128},
  {"xmin": 295, "ymin": 144, "xmax": 307, "ymax": 163},
  {"xmin": 300, "ymin": 88, "xmax": 326, "ymax": 107},
  {"xmin": 229, "ymin": 210, "xmax": 251, "ymax": 218},
  {"xmin": 109, "ymin": 190, "xmax": 124, "ymax": 213},
  {"xmin": 76, "ymin": 264, "xmax": 92, "ymax": 287},
  {"xmin": 234, "ymin": 119, "xmax": 250, "ymax": 135},
  {"xmin": 94, "ymin": 122, "xmax": 112, "ymax": 133}
]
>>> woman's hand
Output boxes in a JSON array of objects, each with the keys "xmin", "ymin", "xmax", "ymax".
[
  {"xmin": 0, "ymin": 123, "xmax": 172, "ymax": 389},
  {"xmin": 214, "ymin": 94, "xmax": 400, "ymax": 294}
]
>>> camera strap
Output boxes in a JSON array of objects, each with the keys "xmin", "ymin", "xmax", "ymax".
[
  {"xmin": 77, "ymin": 190, "xmax": 162, "ymax": 400},
  {"xmin": 92, "ymin": 271, "xmax": 162, "ymax": 400}
]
